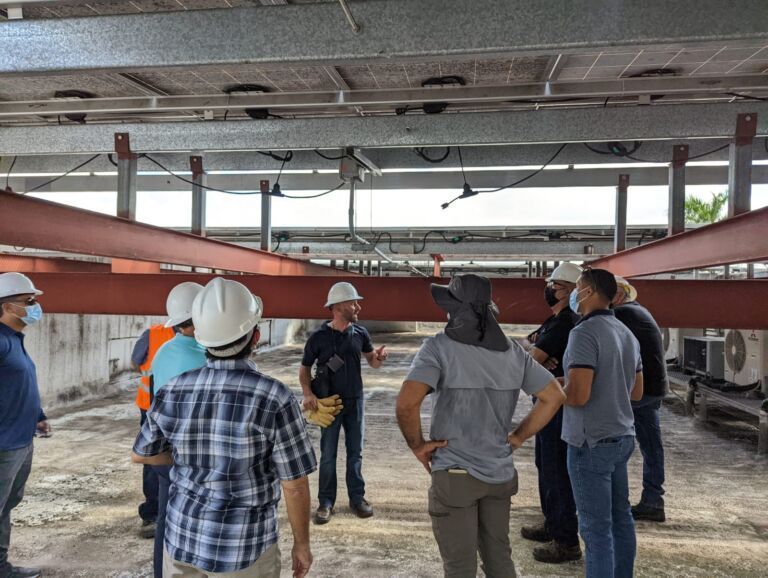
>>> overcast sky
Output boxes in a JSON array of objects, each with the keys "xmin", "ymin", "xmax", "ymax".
[{"xmin": 30, "ymin": 184, "xmax": 768, "ymax": 230}]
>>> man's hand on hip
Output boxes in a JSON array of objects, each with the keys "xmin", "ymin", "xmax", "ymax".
[
  {"xmin": 411, "ymin": 439, "xmax": 448, "ymax": 473},
  {"xmin": 507, "ymin": 432, "xmax": 524, "ymax": 450}
]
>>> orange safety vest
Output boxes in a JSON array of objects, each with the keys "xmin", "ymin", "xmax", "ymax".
[{"xmin": 135, "ymin": 324, "xmax": 176, "ymax": 410}]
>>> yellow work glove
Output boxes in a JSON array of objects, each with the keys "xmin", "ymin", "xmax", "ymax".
[{"xmin": 303, "ymin": 395, "xmax": 344, "ymax": 428}]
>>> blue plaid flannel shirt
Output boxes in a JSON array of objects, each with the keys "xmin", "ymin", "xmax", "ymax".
[{"xmin": 133, "ymin": 358, "xmax": 317, "ymax": 573}]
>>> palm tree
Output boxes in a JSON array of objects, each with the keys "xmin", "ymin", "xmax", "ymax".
[{"xmin": 685, "ymin": 192, "xmax": 728, "ymax": 224}]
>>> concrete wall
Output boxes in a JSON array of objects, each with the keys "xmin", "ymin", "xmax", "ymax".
[{"xmin": 23, "ymin": 315, "xmax": 326, "ymax": 410}]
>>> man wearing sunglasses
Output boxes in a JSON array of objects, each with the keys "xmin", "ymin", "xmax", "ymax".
[
  {"xmin": 521, "ymin": 262, "xmax": 582, "ymax": 564},
  {"xmin": 0, "ymin": 272, "xmax": 48, "ymax": 578}
]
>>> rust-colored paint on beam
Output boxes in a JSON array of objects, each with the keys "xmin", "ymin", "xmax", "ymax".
[
  {"xmin": 0, "ymin": 190, "xmax": 350, "ymax": 277},
  {"xmin": 0, "ymin": 255, "xmax": 110, "ymax": 273},
  {"xmin": 591, "ymin": 206, "xmax": 768, "ymax": 276},
  {"xmin": 111, "ymin": 259, "xmax": 162, "ymax": 274},
  {"xmin": 22, "ymin": 274, "xmax": 768, "ymax": 330}
]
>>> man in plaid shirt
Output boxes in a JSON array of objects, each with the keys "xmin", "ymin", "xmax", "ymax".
[{"xmin": 132, "ymin": 278, "xmax": 317, "ymax": 578}]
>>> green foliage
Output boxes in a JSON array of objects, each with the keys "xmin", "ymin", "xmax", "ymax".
[{"xmin": 685, "ymin": 192, "xmax": 728, "ymax": 224}]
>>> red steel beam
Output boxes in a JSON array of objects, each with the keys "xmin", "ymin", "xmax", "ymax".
[
  {"xmin": 590, "ymin": 206, "xmax": 768, "ymax": 276},
  {"xmin": 0, "ymin": 190, "xmax": 350, "ymax": 277},
  {"xmin": 23, "ymin": 274, "xmax": 768, "ymax": 329},
  {"xmin": 0, "ymin": 255, "xmax": 110, "ymax": 273}
]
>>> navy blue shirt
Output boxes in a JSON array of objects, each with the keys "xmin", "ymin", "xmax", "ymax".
[
  {"xmin": 0, "ymin": 322, "xmax": 46, "ymax": 451},
  {"xmin": 530, "ymin": 308, "xmax": 579, "ymax": 378},
  {"xmin": 301, "ymin": 322, "xmax": 374, "ymax": 399},
  {"xmin": 613, "ymin": 301, "xmax": 668, "ymax": 397}
]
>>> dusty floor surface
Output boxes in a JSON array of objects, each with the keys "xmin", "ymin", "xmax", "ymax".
[{"xmin": 9, "ymin": 331, "xmax": 768, "ymax": 577}]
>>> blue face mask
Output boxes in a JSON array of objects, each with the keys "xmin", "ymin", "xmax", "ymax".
[
  {"xmin": 16, "ymin": 303, "xmax": 43, "ymax": 325},
  {"xmin": 569, "ymin": 288, "xmax": 588, "ymax": 315}
]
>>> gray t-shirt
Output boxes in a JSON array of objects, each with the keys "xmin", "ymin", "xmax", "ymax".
[
  {"xmin": 561, "ymin": 310, "xmax": 642, "ymax": 448},
  {"xmin": 406, "ymin": 332, "xmax": 554, "ymax": 483}
]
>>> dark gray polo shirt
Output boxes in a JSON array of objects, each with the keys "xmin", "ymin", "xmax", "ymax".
[
  {"xmin": 561, "ymin": 310, "xmax": 642, "ymax": 448},
  {"xmin": 406, "ymin": 332, "xmax": 554, "ymax": 483}
]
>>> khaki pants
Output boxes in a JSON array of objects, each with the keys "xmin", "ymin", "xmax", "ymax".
[
  {"xmin": 429, "ymin": 470, "xmax": 518, "ymax": 578},
  {"xmin": 163, "ymin": 543, "xmax": 280, "ymax": 578}
]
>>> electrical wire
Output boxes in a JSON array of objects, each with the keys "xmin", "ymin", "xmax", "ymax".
[
  {"xmin": 686, "ymin": 143, "xmax": 731, "ymax": 161},
  {"xmin": 257, "ymin": 151, "xmax": 293, "ymax": 163},
  {"xmin": 457, "ymin": 146, "xmax": 468, "ymax": 185},
  {"xmin": 280, "ymin": 181, "xmax": 347, "ymax": 199},
  {"xmin": 413, "ymin": 230, "xmax": 451, "ymax": 254},
  {"xmin": 370, "ymin": 231, "xmax": 399, "ymax": 254},
  {"xmin": 145, "ymin": 154, "xmax": 345, "ymax": 198},
  {"xmin": 413, "ymin": 147, "xmax": 451, "ymax": 164},
  {"xmin": 479, "ymin": 143, "xmax": 569, "ymax": 194},
  {"xmin": 440, "ymin": 143, "xmax": 568, "ymax": 209},
  {"xmin": 314, "ymin": 150, "xmax": 347, "ymax": 161},
  {"xmin": 22, "ymin": 154, "xmax": 101, "ymax": 195},
  {"xmin": 585, "ymin": 140, "xmax": 733, "ymax": 163},
  {"xmin": 4, "ymin": 155, "xmax": 16, "ymax": 189}
]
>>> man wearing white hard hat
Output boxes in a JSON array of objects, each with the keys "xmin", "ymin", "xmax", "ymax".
[
  {"xmin": 613, "ymin": 276, "xmax": 669, "ymax": 523},
  {"xmin": 300, "ymin": 281, "xmax": 388, "ymax": 525},
  {"xmin": 132, "ymin": 278, "xmax": 317, "ymax": 578},
  {"xmin": 143, "ymin": 282, "xmax": 206, "ymax": 578},
  {"xmin": 0, "ymin": 273, "xmax": 47, "ymax": 578},
  {"xmin": 520, "ymin": 262, "xmax": 582, "ymax": 564}
]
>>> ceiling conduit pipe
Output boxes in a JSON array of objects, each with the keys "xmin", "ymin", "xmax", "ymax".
[{"xmin": 347, "ymin": 180, "xmax": 427, "ymax": 277}]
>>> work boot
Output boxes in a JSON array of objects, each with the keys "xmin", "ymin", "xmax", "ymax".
[
  {"xmin": 314, "ymin": 505, "xmax": 333, "ymax": 525},
  {"xmin": 632, "ymin": 502, "xmax": 666, "ymax": 522},
  {"xmin": 139, "ymin": 519, "xmax": 156, "ymax": 539},
  {"xmin": 520, "ymin": 523, "xmax": 551, "ymax": 543},
  {"xmin": 350, "ymin": 498, "xmax": 373, "ymax": 519},
  {"xmin": 0, "ymin": 563, "xmax": 42, "ymax": 578},
  {"xmin": 533, "ymin": 540, "xmax": 582, "ymax": 564}
]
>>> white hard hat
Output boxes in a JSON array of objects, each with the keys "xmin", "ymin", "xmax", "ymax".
[
  {"xmin": 614, "ymin": 276, "xmax": 638, "ymax": 302},
  {"xmin": 546, "ymin": 262, "xmax": 582, "ymax": 284},
  {"xmin": 192, "ymin": 277, "xmax": 263, "ymax": 347},
  {"xmin": 0, "ymin": 272, "xmax": 43, "ymax": 300},
  {"xmin": 164, "ymin": 282, "xmax": 204, "ymax": 328},
  {"xmin": 324, "ymin": 282, "xmax": 363, "ymax": 308}
]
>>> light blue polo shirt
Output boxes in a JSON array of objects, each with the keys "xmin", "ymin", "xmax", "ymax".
[
  {"xmin": 150, "ymin": 334, "xmax": 207, "ymax": 392},
  {"xmin": 561, "ymin": 309, "xmax": 642, "ymax": 448}
]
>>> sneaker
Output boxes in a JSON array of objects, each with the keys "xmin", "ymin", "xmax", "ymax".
[
  {"xmin": 631, "ymin": 502, "xmax": 666, "ymax": 522},
  {"xmin": 533, "ymin": 540, "xmax": 582, "ymax": 564},
  {"xmin": 314, "ymin": 505, "xmax": 333, "ymax": 525},
  {"xmin": 2, "ymin": 564, "xmax": 42, "ymax": 578},
  {"xmin": 520, "ymin": 523, "xmax": 551, "ymax": 543},
  {"xmin": 139, "ymin": 519, "xmax": 156, "ymax": 539},
  {"xmin": 350, "ymin": 498, "xmax": 373, "ymax": 519}
]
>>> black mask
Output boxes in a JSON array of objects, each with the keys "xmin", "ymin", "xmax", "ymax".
[{"xmin": 544, "ymin": 285, "xmax": 560, "ymax": 307}]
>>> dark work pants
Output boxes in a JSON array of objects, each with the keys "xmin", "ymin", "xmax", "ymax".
[
  {"xmin": 534, "ymin": 406, "xmax": 579, "ymax": 547},
  {"xmin": 318, "ymin": 398, "xmax": 365, "ymax": 508},
  {"xmin": 0, "ymin": 444, "xmax": 33, "ymax": 569},
  {"xmin": 138, "ymin": 410, "xmax": 159, "ymax": 522},
  {"xmin": 153, "ymin": 465, "xmax": 172, "ymax": 578},
  {"xmin": 631, "ymin": 395, "xmax": 666, "ymax": 508}
]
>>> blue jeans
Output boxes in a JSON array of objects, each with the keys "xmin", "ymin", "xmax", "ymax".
[
  {"xmin": 138, "ymin": 410, "xmax": 159, "ymax": 522},
  {"xmin": 0, "ymin": 444, "xmax": 33, "ymax": 568},
  {"xmin": 534, "ymin": 406, "xmax": 578, "ymax": 546},
  {"xmin": 631, "ymin": 395, "xmax": 665, "ymax": 508},
  {"xmin": 153, "ymin": 465, "xmax": 172, "ymax": 578},
  {"xmin": 568, "ymin": 436, "xmax": 636, "ymax": 578},
  {"xmin": 318, "ymin": 398, "xmax": 365, "ymax": 507}
]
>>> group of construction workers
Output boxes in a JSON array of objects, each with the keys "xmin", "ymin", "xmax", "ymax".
[{"xmin": 0, "ymin": 262, "xmax": 667, "ymax": 578}]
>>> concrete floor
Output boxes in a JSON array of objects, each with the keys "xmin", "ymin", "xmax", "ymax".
[{"xmin": 9, "ymin": 331, "xmax": 768, "ymax": 577}]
